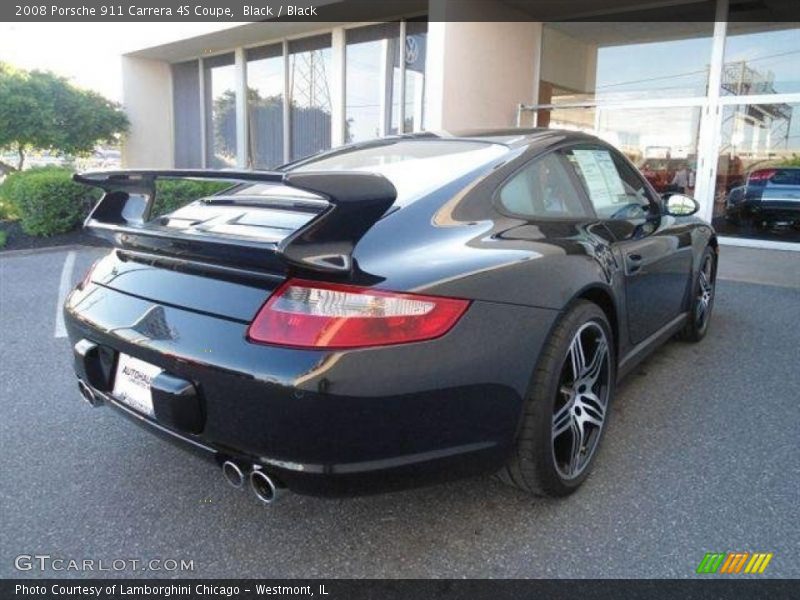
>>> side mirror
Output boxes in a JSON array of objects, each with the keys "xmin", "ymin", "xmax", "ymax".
[{"xmin": 664, "ymin": 193, "xmax": 699, "ymax": 217}]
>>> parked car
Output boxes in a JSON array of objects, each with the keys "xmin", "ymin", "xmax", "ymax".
[
  {"xmin": 639, "ymin": 157, "xmax": 695, "ymax": 194},
  {"xmin": 65, "ymin": 130, "xmax": 717, "ymax": 502},
  {"xmin": 725, "ymin": 167, "xmax": 800, "ymax": 230}
]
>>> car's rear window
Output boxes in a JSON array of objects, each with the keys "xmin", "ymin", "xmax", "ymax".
[
  {"xmin": 748, "ymin": 168, "xmax": 800, "ymax": 186},
  {"xmin": 769, "ymin": 169, "xmax": 800, "ymax": 185},
  {"xmin": 290, "ymin": 140, "xmax": 509, "ymax": 207}
]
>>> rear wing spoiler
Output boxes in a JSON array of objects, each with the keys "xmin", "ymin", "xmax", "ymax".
[{"xmin": 73, "ymin": 169, "xmax": 397, "ymax": 274}]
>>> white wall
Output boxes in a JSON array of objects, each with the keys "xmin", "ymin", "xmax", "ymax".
[
  {"xmin": 540, "ymin": 27, "xmax": 597, "ymax": 94},
  {"xmin": 425, "ymin": 0, "xmax": 542, "ymax": 131},
  {"xmin": 121, "ymin": 56, "xmax": 173, "ymax": 168}
]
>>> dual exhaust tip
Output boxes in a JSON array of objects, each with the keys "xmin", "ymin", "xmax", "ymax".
[
  {"xmin": 222, "ymin": 460, "xmax": 285, "ymax": 504},
  {"xmin": 79, "ymin": 381, "xmax": 283, "ymax": 504}
]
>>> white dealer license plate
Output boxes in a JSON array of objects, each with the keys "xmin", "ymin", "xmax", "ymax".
[{"xmin": 112, "ymin": 354, "xmax": 162, "ymax": 417}]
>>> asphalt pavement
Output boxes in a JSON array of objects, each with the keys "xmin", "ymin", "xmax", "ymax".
[{"xmin": 0, "ymin": 244, "xmax": 798, "ymax": 578}]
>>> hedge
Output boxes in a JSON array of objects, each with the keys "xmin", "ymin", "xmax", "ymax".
[
  {"xmin": 152, "ymin": 179, "xmax": 233, "ymax": 218},
  {"xmin": 0, "ymin": 195, "xmax": 16, "ymax": 220},
  {"xmin": 0, "ymin": 167, "xmax": 98, "ymax": 236},
  {"xmin": 0, "ymin": 169, "xmax": 233, "ymax": 236}
]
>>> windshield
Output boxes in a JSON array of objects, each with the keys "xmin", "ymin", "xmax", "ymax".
[{"xmin": 290, "ymin": 140, "xmax": 509, "ymax": 207}]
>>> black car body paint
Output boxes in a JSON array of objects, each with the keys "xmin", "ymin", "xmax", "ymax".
[{"xmin": 65, "ymin": 130, "xmax": 717, "ymax": 497}]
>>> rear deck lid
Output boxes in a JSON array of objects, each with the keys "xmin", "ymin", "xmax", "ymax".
[{"xmin": 75, "ymin": 170, "xmax": 396, "ymax": 320}]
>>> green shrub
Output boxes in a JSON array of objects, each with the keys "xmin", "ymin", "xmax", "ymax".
[
  {"xmin": 0, "ymin": 229, "xmax": 7, "ymax": 248},
  {"xmin": 152, "ymin": 179, "xmax": 233, "ymax": 218},
  {"xmin": 0, "ymin": 196, "xmax": 17, "ymax": 220},
  {"xmin": 0, "ymin": 167, "xmax": 99, "ymax": 236},
  {"xmin": 0, "ymin": 170, "xmax": 235, "ymax": 234},
  {"xmin": 0, "ymin": 168, "xmax": 35, "ymax": 219},
  {"xmin": 1, "ymin": 165, "xmax": 65, "ymax": 205}
]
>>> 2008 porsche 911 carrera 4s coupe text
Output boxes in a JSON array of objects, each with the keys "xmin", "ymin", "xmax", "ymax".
[{"xmin": 65, "ymin": 130, "xmax": 717, "ymax": 502}]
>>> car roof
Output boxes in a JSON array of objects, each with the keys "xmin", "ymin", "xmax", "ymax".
[
  {"xmin": 280, "ymin": 128, "xmax": 604, "ymax": 173},
  {"xmin": 285, "ymin": 129, "xmax": 600, "ymax": 167},
  {"xmin": 398, "ymin": 128, "xmax": 600, "ymax": 149}
]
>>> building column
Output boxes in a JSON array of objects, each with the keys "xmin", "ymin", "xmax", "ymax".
[
  {"xmin": 235, "ymin": 48, "xmax": 248, "ymax": 168},
  {"xmin": 331, "ymin": 27, "xmax": 346, "ymax": 147},
  {"xmin": 121, "ymin": 56, "xmax": 174, "ymax": 168},
  {"xmin": 693, "ymin": 2, "xmax": 728, "ymax": 223},
  {"xmin": 425, "ymin": 0, "xmax": 542, "ymax": 131}
]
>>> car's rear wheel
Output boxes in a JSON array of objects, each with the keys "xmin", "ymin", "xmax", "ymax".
[
  {"xmin": 678, "ymin": 247, "xmax": 716, "ymax": 342},
  {"xmin": 498, "ymin": 300, "xmax": 614, "ymax": 497}
]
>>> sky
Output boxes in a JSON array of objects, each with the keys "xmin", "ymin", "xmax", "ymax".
[{"xmin": 0, "ymin": 22, "xmax": 240, "ymax": 101}]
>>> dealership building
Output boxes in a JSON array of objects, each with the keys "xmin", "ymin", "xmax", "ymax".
[{"xmin": 120, "ymin": 0, "xmax": 800, "ymax": 249}]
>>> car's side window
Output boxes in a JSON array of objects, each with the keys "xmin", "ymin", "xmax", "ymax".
[
  {"xmin": 564, "ymin": 146, "xmax": 654, "ymax": 220},
  {"xmin": 498, "ymin": 152, "xmax": 591, "ymax": 219}
]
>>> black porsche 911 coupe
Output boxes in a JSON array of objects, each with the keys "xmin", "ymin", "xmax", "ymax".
[{"xmin": 65, "ymin": 129, "xmax": 717, "ymax": 502}]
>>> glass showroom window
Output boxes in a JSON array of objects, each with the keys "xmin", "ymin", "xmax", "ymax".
[
  {"xmin": 722, "ymin": 23, "xmax": 800, "ymax": 96},
  {"xmin": 539, "ymin": 21, "xmax": 714, "ymax": 104},
  {"xmin": 203, "ymin": 54, "xmax": 238, "ymax": 168},
  {"xmin": 345, "ymin": 23, "xmax": 402, "ymax": 144},
  {"xmin": 247, "ymin": 44, "xmax": 285, "ymax": 168},
  {"xmin": 403, "ymin": 18, "xmax": 427, "ymax": 133},
  {"xmin": 172, "ymin": 60, "xmax": 202, "ymax": 168},
  {"xmin": 538, "ymin": 105, "xmax": 702, "ymax": 197},
  {"xmin": 713, "ymin": 103, "xmax": 800, "ymax": 243},
  {"xmin": 288, "ymin": 34, "xmax": 333, "ymax": 161}
]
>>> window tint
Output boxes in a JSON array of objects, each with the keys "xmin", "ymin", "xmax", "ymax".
[
  {"xmin": 565, "ymin": 147, "xmax": 652, "ymax": 219},
  {"xmin": 499, "ymin": 153, "xmax": 589, "ymax": 218}
]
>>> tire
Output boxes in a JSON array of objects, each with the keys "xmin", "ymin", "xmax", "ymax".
[
  {"xmin": 498, "ymin": 300, "xmax": 615, "ymax": 497},
  {"xmin": 678, "ymin": 246, "xmax": 716, "ymax": 343}
]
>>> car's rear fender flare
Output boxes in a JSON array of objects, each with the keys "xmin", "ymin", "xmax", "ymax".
[
  {"xmin": 683, "ymin": 227, "xmax": 718, "ymax": 311},
  {"xmin": 572, "ymin": 284, "xmax": 621, "ymax": 362},
  {"xmin": 507, "ymin": 285, "xmax": 619, "ymax": 446}
]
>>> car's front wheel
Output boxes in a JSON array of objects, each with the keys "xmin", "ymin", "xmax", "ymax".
[
  {"xmin": 498, "ymin": 300, "xmax": 614, "ymax": 497},
  {"xmin": 678, "ymin": 246, "xmax": 716, "ymax": 342}
]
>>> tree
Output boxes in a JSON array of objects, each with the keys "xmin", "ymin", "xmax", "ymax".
[{"xmin": 0, "ymin": 62, "xmax": 129, "ymax": 173}]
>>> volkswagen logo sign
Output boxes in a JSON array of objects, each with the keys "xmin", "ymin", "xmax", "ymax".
[{"xmin": 405, "ymin": 36, "xmax": 419, "ymax": 66}]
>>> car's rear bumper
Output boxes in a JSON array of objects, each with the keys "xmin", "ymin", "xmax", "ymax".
[
  {"xmin": 65, "ymin": 280, "xmax": 558, "ymax": 496},
  {"xmin": 756, "ymin": 200, "xmax": 800, "ymax": 223},
  {"xmin": 728, "ymin": 199, "xmax": 800, "ymax": 223}
]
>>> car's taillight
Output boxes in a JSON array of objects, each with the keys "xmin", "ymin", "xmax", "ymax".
[
  {"xmin": 748, "ymin": 169, "xmax": 776, "ymax": 183},
  {"xmin": 247, "ymin": 279, "xmax": 470, "ymax": 349}
]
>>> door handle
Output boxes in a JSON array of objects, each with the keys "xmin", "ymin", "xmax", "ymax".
[{"xmin": 626, "ymin": 253, "xmax": 643, "ymax": 274}]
